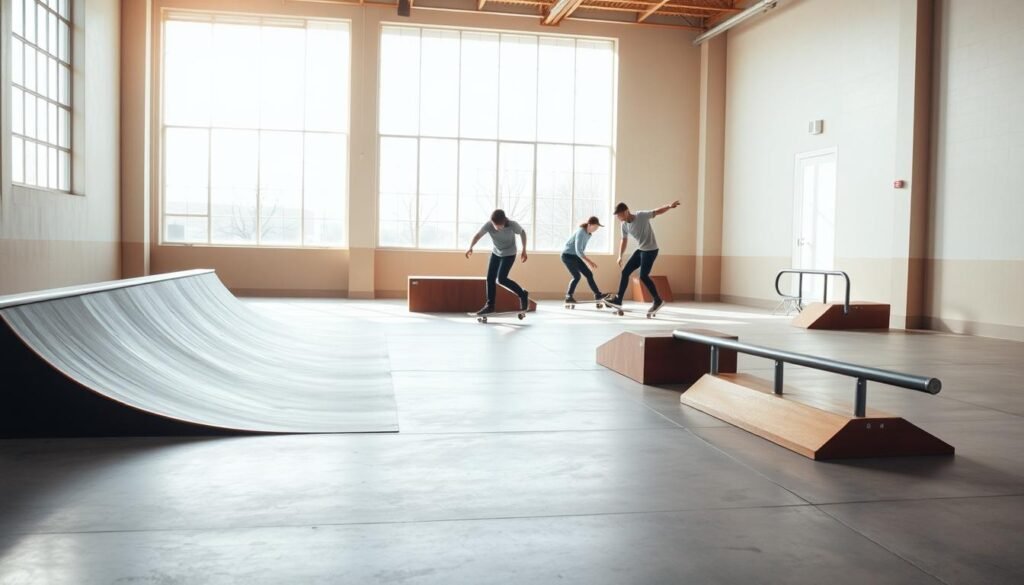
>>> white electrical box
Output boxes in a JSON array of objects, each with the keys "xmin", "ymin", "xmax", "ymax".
[{"xmin": 809, "ymin": 120, "xmax": 824, "ymax": 135}]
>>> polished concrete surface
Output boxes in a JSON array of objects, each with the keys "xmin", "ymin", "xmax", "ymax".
[{"xmin": 1, "ymin": 299, "xmax": 1022, "ymax": 584}]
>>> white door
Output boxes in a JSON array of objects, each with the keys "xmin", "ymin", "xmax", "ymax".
[{"xmin": 791, "ymin": 149, "xmax": 837, "ymax": 302}]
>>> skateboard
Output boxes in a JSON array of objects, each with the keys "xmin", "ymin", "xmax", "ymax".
[
  {"xmin": 564, "ymin": 299, "xmax": 606, "ymax": 310},
  {"xmin": 469, "ymin": 310, "xmax": 526, "ymax": 323},
  {"xmin": 605, "ymin": 301, "xmax": 664, "ymax": 319}
]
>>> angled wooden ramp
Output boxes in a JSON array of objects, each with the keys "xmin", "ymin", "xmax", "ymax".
[
  {"xmin": 681, "ymin": 373, "xmax": 954, "ymax": 460},
  {"xmin": 792, "ymin": 302, "xmax": 890, "ymax": 330},
  {"xmin": 407, "ymin": 276, "xmax": 537, "ymax": 313},
  {"xmin": 597, "ymin": 329, "xmax": 737, "ymax": 385}
]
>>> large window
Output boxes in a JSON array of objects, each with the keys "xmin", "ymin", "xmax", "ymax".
[
  {"xmin": 10, "ymin": 0, "xmax": 72, "ymax": 191},
  {"xmin": 161, "ymin": 14, "xmax": 350, "ymax": 247},
  {"xmin": 378, "ymin": 26, "xmax": 616, "ymax": 252}
]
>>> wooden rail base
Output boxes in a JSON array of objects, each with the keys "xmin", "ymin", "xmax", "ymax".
[
  {"xmin": 596, "ymin": 329, "xmax": 737, "ymax": 385},
  {"xmin": 792, "ymin": 302, "xmax": 890, "ymax": 330},
  {"xmin": 681, "ymin": 373, "xmax": 954, "ymax": 460}
]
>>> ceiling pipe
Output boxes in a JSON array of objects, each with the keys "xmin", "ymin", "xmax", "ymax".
[{"xmin": 692, "ymin": 0, "xmax": 778, "ymax": 46}]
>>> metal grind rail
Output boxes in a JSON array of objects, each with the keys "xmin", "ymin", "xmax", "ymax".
[
  {"xmin": 672, "ymin": 330, "xmax": 942, "ymax": 417},
  {"xmin": 775, "ymin": 269, "xmax": 851, "ymax": 314}
]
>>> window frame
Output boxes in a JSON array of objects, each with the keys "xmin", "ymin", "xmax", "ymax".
[
  {"xmin": 8, "ymin": 0, "xmax": 74, "ymax": 195},
  {"xmin": 156, "ymin": 10, "xmax": 353, "ymax": 249},
  {"xmin": 375, "ymin": 23, "xmax": 618, "ymax": 254}
]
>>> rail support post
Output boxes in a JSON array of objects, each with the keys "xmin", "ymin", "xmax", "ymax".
[
  {"xmin": 855, "ymin": 377, "xmax": 867, "ymax": 417},
  {"xmin": 710, "ymin": 346, "xmax": 719, "ymax": 375},
  {"xmin": 774, "ymin": 360, "xmax": 784, "ymax": 395}
]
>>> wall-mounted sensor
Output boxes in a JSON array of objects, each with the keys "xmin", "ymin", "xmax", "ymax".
[
  {"xmin": 893, "ymin": 180, "xmax": 906, "ymax": 188},
  {"xmin": 808, "ymin": 120, "xmax": 824, "ymax": 134}
]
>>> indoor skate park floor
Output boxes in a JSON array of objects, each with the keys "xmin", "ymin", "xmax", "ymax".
[{"xmin": 1, "ymin": 299, "xmax": 1022, "ymax": 584}]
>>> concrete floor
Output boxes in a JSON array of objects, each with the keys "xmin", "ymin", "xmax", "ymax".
[{"xmin": 1, "ymin": 299, "xmax": 1022, "ymax": 584}]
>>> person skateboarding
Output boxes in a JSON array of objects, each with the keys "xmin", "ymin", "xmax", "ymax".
[
  {"xmin": 604, "ymin": 200, "xmax": 680, "ymax": 315},
  {"xmin": 465, "ymin": 209, "xmax": 530, "ymax": 316},
  {"xmin": 561, "ymin": 216, "xmax": 609, "ymax": 306}
]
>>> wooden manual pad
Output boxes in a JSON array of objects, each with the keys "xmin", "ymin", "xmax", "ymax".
[
  {"xmin": 680, "ymin": 373, "xmax": 954, "ymax": 460},
  {"xmin": 791, "ymin": 302, "xmax": 890, "ymax": 330},
  {"xmin": 408, "ymin": 276, "xmax": 537, "ymax": 313},
  {"xmin": 630, "ymin": 275, "xmax": 674, "ymax": 302},
  {"xmin": 596, "ymin": 329, "xmax": 737, "ymax": 385}
]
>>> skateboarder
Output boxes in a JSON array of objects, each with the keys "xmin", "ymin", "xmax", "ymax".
[
  {"xmin": 465, "ymin": 209, "xmax": 530, "ymax": 316},
  {"xmin": 604, "ymin": 200, "xmax": 680, "ymax": 315},
  {"xmin": 561, "ymin": 216, "xmax": 609, "ymax": 305}
]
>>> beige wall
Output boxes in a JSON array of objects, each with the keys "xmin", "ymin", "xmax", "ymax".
[
  {"xmin": 119, "ymin": 1, "xmax": 701, "ymax": 299},
  {"xmin": 719, "ymin": 0, "xmax": 932, "ymax": 325},
  {"xmin": 926, "ymin": 0, "xmax": 1024, "ymax": 340},
  {"xmin": 1, "ymin": 0, "xmax": 121, "ymax": 295}
]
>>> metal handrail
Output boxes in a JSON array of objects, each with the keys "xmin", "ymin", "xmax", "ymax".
[
  {"xmin": 672, "ymin": 330, "xmax": 941, "ymax": 418},
  {"xmin": 775, "ymin": 269, "xmax": 851, "ymax": 314}
]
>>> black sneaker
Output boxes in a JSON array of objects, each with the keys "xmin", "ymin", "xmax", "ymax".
[
  {"xmin": 604, "ymin": 295, "xmax": 622, "ymax": 308},
  {"xmin": 565, "ymin": 295, "xmax": 578, "ymax": 304},
  {"xmin": 594, "ymin": 293, "xmax": 607, "ymax": 301},
  {"xmin": 649, "ymin": 299, "xmax": 665, "ymax": 314},
  {"xmin": 518, "ymin": 290, "xmax": 530, "ymax": 311},
  {"xmin": 475, "ymin": 304, "xmax": 495, "ymax": 316}
]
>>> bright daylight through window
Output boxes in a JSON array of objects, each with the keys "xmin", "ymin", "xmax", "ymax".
[
  {"xmin": 161, "ymin": 14, "xmax": 350, "ymax": 247},
  {"xmin": 378, "ymin": 26, "xmax": 616, "ymax": 252}
]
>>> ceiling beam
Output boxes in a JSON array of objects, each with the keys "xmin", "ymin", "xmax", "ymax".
[
  {"xmin": 639, "ymin": 0, "xmax": 673, "ymax": 22},
  {"xmin": 543, "ymin": 0, "xmax": 587, "ymax": 25}
]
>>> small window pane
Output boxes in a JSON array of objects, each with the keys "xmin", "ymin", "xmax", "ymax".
[
  {"xmin": 48, "ymin": 57, "xmax": 58, "ymax": 101},
  {"xmin": 12, "ymin": 89, "xmax": 25, "ymax": 135},
  {"xmin": 37, "ymin": 49, "xmax": 48, "ymax": 96},
  {"xmin": 258, "ymin": 131, "xmax": 303, "ymax": 245},
  {"xmin": 210, "ymin": 129, "xmax": 259, "ymax": 245},
  {"xmin": 48, "ymin": 148, "xmax": 59, "ymax": 189},
  {"xmin": 459, "ymin": 32, "xmax": 499, "ymax": 139},
  {"xmin": 458, "ymin": 139, "xmax": 497, "ymax": 244},
  {"xmin": 164, "ymin": 128, "xmax": 210, "ymax": 216},
  {"xmin": 12, "ymin": 39, "xmax": 24, "ymax": 85},
  {"xmin": 48, "ymin": 102, "xmax": 58, "ymax": 144},
  {"xmin": 25, "ymin": 0, "xmax": 36, "ymax": 44},
  {"xmin": 305, "ymin": 22, "xmax": 350, "ymax": 133},
  {"xmin": 498, "ymin": 142, "xmax": 535, "ymax": 236},
  {"xmin": 418, "ymin": 138, "xmax": 458, "ymax": 249},
  {"xmin": 37, "ymin": 5, "xmax": 47, "ymax": 46},
  {"xmin": 59, "ymin": 150, "xmax": 70, "ymax": 190},
  {"xmin": 498, "ymin": 34, "xmax": 538, "ymax": 142},
  {"xmin": 24, "ymin": 94, "xmax": 37, "ymax": 139},
  {"xmin": 163, "ymin": 21, "xmax": 213, "ymax": 126},
  {"xmin": 378, "ymin": 136, "xmax": 418, "ymax": 247},
  {"xmin": 58, "ymin": 107, "xmax": 70, "ymax": 148},
  {"xmin": 259, "ymin": 26, "xmax": 305, "ymax": 131},
  {"xmin": 535, "ymin": 144, "xmax": 573, "ymax": 251},
  {"xmin": 59, "ymin": 0, "xmax": 70, "ymax": 19},
  {"xmin": 13, "ymin": 0, "xmax": 24, "ymax": 37},
  {"xmin": 49, "ymin": 13, "xmax": 58, "ymax": 54},
  {"xmin": 537, "ymin": 38, "xmax": 576, "ymax": 143},
  {"xmin": 419, "ymin": 29, "xmax": 459, "ymax": 138},
  {"xmin": 379, "ymin": 27, "xmax": 420, "ymax": 136},
  {"xmin": 37, "ymin": 99, "xmax": 48, "ymax": 143},
  {"xmin": 574, "ymin": 40, "xmax": 614, "ymax": 146},
  {"xmin": 303, "ymin": 133, "xmax": 347, "ymax": 246},
  {"xmin": 13, "ymin": 137, "xmax": 25, "ymax": 183},
  {"xmin": 58, "ymin": 64, "xmax": 70, "ymax": 105},
  {"xmin": 210, "ymin": 23, "xmax": 260, "ymax": 128},
  {"xmin": 59, "ymin": 20, "xmax": 70, "ymax": 62},
  {"xmin": 37, "ymin": 143, "xmax": 48, "ymax": 187},
  {"xmin": 24, "ymin": 46, "xmax": 36, "ymax": 92},
  {"xmin": 25, "ymin": 140, "xmax": 38, "ymax": 184}
]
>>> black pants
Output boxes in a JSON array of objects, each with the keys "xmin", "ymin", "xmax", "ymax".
[
  {"xmin": 486, "ymin": 253, "xmax": 525, "ymax": 306},
  {"xmin": 561, "ymin": 253, "xmax": 601, "ymax": 297},
  {"xmin": 617, "ymin": 249, "xmax": 660, "ymax": 301}
]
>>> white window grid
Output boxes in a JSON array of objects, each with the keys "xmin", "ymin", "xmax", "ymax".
[
  {"xmin": 159, "ymin": 13, "xmax": 351, "ymax": 248},
  {"xmin": 10, "ymin": 0, "xmax": 73, "ymax": 192},
  {"xmin": 377, "ymin": 26, "xmax": 617, "ymax": 253}
]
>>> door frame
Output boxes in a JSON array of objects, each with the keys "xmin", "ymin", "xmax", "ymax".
[{"xmin": 790, "ymin": 146, "xmax": 838, "ymax": 298}]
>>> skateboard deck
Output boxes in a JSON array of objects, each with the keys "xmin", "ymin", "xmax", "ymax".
[
  {"xmin": 564, "ymin": 299, "xmax": 606, "ymax": 310},
  {"xmin": 469, "ymin": 311, "xmax": 526, "ymax": 323},
  {"xmin": 605, "ymin": 301, "xmax": 664, "ymax": 319}
]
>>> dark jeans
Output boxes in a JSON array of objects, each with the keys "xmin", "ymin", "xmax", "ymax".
[
  {"xmin": 486, "ymin": 253, "xmax": 526, "ymax": 306},
  {"xmin": 561, "ymin": 253, "xmax": 601, "ymax": 297},
  {"xmin": 617, "ymin": 249, "xmax": 660, "ymax": 302}
]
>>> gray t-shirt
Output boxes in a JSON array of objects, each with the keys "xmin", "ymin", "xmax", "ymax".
[
  {"xmin": 477, "ymin": 221, "xmax": 524, "ymax": 257},
  {"xmin": 620, "ymin": 210, "xmax": 658, "ymax": 251},
  {"xmin": 562, "ymin": 227, "xmax": 592, "ymax": 257}
]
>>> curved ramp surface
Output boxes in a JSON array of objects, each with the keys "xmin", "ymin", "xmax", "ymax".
[{"xmin": 0, "ymin": 270, "xmax": 398, "ymax": 437}]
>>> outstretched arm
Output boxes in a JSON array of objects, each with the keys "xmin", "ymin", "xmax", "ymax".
[
  {"xmin": 465, "ymin": 232, "xmax": 484, "ymax": 258},
  {"xmin": 653, "ymin": 200, "xmax": 681, "ymax": 216}
]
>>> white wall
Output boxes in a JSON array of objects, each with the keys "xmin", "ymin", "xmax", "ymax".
[
  {"xmin": 0, "ymin": 0, "xmax": 121, "ymax": 294},
  {"xmin": 721, "ymin": 0, "xmax": 907, "ymax": 306},
  {"xmin": 928, "ymin": 0, "xmax": 1024, "ymax": 339}
]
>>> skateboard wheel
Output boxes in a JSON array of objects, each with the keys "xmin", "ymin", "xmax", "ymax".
[
  {"xmin": 596, "ymin": 303, "xmax": 604, "ymax": 309},
  {"xmin": 646, "ymin": 313, "xmax": 652, "ymax": 319},
  {"xmin": 479, "ymin": 317, "xmax": 487, "ymax": 323},
  {"xmin": 617, "ymin": 310, "xmax": 624, "ymax": 316},
  {"xmin": 517, "ymin": 313, "xmax": 525, "ymax": 320}
]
